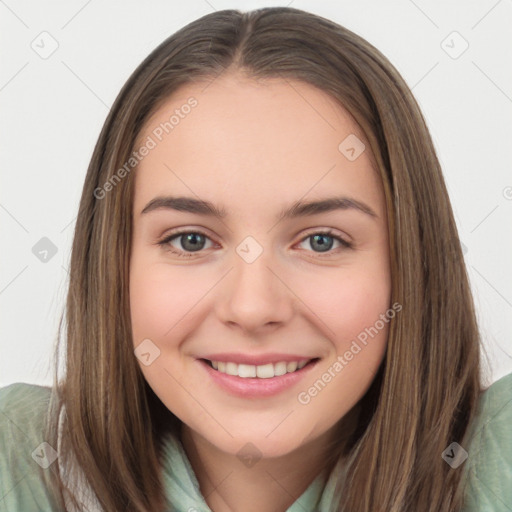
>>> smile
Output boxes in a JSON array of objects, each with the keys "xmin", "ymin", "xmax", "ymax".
[
  {"xmin": 197, "ymin": 357, "xmax": 321, "ymax": 398},
  {"xmin": 205, "ymin": 359, "xmax": 314, "ymax": 378}
]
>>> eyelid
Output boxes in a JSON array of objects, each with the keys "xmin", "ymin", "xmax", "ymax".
[
  {"xmin": 293, "ymin": 228, "xmax": 353, "ymax": 256},
  {"xmin": 298, "ymin": 227, "xmax": 352, "ymax": 246},
  {"xmin": 156, "ymin": 228, "xmax": 218, "ymax": 257},
  {"xmin": 157, "ymin": 227, "xmax": 352, "ymax": 257}
]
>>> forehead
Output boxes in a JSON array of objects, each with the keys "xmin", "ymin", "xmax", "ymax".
[{"xmin": 132, "ymin": 72, "xmax": 383, "ymax": 216}]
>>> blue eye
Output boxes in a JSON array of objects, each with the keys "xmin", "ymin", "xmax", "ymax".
[
  {"xmin": 297, "ymin": 231, "xmax": 352, "ymax": 253},
  {"xmin": 157, "ymin": 229, "xmax": 352, "ymax": 258},
  {"xmin": 158, "ymin": 231, "xmax": 214, "ymax": 257}
]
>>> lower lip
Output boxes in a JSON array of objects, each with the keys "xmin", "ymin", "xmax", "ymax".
[{"xmin": 197, "ymin": 358, "xmax": 320, "ymax": 398}]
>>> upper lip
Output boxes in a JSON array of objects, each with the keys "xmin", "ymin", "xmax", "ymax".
[{"xmin": 199, "ymin": 353, "xmax": 318, "ymax": 366}]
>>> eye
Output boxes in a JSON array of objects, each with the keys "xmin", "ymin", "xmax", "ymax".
[
  {"xmin": 296, "ymin": 229, "xmax": 352, "ymax": 255},
  {"xmin": 157, "ymin": 230, "xmax": 215, "ymax": 258},
  {"xmin": 157, "ymin": 228, "xmax": 352, "ymax": 258}
]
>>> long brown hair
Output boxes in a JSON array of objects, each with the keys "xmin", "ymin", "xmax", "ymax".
[{"xmin": 44, "ymin": 7, "xmax": 485, "ymax": 511}]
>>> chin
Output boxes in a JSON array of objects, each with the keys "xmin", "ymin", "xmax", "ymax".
[{"xmin": 195, "ymin": 423, "xmax": 317, "ymax": 461}]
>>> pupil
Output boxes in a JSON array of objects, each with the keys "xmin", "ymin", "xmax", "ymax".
[
  {"xmin": 179, "ymin": 234, "xmax": 333, "ymax": 253},
  {"xmin": 311, "ymin": 234, "xmax": 333, "ymax": 252},
  {"xmin": 182, "ymin": 233, "xmax": 204, "ymax": 252}
]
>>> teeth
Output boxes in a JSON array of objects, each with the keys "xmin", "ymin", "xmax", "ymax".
[
  {"xmin": 256, "ymin": 363, "xmax": 274, "ymax": 378},
  {"xmin": 287, "ymin": 361, "xmax": 298, "ymax": 372},
  {"xmin": 226, "ymin": 362, "xmax": 238, "ymax": 376},
  {"xmin": 209, "ymin": 359, "xmax": 312, "ymax": 378},
  {"xmin": 238, "ymin": 363, "xmax": 256, "ymax": 378},
  {"xmin": 274, "ymin": 362, "xmax": 287, "ymax": 376}
]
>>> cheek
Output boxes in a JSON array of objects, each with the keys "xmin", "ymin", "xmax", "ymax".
[
  {"xmin": 130, "ymin": 269, "xmax": 171, "ymax": 344},
  {"xmin": 290, "ymin": 262, "xmax": 391, "ymax": 412},
  {"xmin": 296, "ymin": 263, "xmax": 391, "ymax": 344},
  {"xmin": 129, "ymin": 258, "xmax": 201, "ymax": 345},
  {"xmin": 296, "ymin": 283, "xmax": 391, "ymax": 429}
]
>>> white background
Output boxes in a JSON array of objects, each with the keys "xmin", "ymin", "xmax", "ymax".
[{"xmin": 1, "ymin": 0, "xmax": 511, "ymax": 387}]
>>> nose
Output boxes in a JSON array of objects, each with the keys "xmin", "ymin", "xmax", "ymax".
[{"xmin": 216, "ymin": 248, "xmax": 294, "ymax": 334}]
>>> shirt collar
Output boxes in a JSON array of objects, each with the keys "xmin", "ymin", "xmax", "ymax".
[{"xmin": 160, "ymin": 432, "xmax": 330, "ymax": 511}]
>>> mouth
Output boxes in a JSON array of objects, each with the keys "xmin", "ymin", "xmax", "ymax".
[
  {"xmin": 198, "ymin": 356, "xmax": 321, "ymax": 398},
  {"xmin": 196, "ymin": 354, "xmax": 320, "ymax": 400},
  {"xmin": 200, "ymin": 357, "xmax": 320, "ymax": 379}
]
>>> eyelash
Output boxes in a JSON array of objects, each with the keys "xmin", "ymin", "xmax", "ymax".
[{"xmin": 156, "ymin": 228, "xmax": 353, "ymax": 258}]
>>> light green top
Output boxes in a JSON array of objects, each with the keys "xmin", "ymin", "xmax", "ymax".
[{"xmin": 1, "ymin": 373, "xmax": 511, "ymax": 511}]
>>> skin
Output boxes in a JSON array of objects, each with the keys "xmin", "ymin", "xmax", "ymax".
[{"xmin": 129, "ymin": 71, "xmax": 391, "ymax": 512}]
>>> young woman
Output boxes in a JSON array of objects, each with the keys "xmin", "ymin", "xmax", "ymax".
[{"xmin": 1, "ymin": 7, "xmax": 511, "ymax": 512}]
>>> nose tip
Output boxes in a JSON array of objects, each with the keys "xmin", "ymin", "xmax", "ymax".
[{"xmin": 217, "ymin": 254, "xmax": 294, "ymax": 333}]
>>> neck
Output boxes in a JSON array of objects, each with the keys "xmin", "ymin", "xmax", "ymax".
[{"xmin": 179, "ymin": 406, "xmax": 360, "ymax": 512}]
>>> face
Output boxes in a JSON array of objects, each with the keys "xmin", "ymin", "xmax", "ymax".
[{"xmin": 129, "ymin": 71, "xmax": 391, "ymax": 459}]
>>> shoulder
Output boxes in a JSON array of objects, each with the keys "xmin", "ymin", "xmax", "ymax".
[
  {"xmin": 0, "ymin": 381, "xmax": 52, "ymax": 438},
  {"xmin": 462, "ymin": 372, "xmax": 512, "ymax": 511},
  {"xmin": 0, "ymin": 381, "xmax": 51, "ymax": 412},
  {"xmin": 0, "ymin": 382, "xmax": 61, "ymax": 511},
  {"xmin": 0, "ymin": 382, "xmax": 52, "ymax": 447}
]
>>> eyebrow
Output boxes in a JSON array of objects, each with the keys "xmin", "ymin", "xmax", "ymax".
[{"xmin": 140, "ymin": 195, "xmax": 378, "ymax": 221}]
